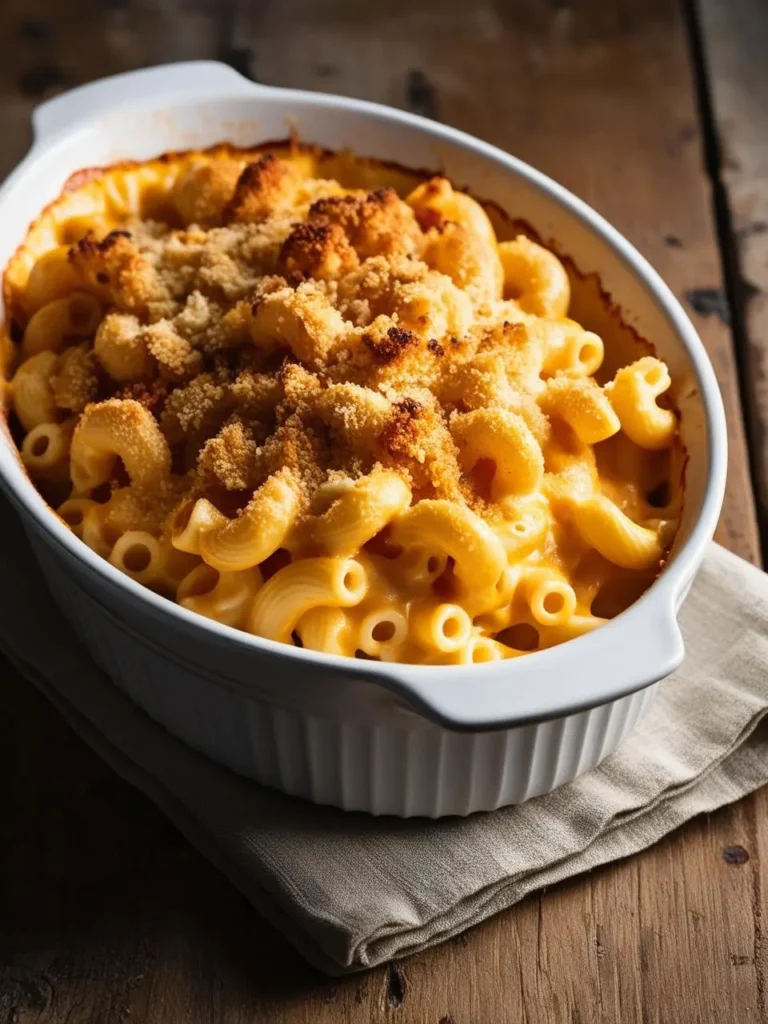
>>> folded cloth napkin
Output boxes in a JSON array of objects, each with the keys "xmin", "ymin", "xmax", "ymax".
[{"xmin": 2, "ymin": 495, "xmax": 768, "ymax": 975}]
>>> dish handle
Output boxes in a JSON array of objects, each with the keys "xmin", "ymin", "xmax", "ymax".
[
  {"xmin": 32, "ymin": 61, "xmax": 264, "ymax": 143},
  {"xmin": 369, "ymin": 592, "xmax": 685, "ymax": 731}
]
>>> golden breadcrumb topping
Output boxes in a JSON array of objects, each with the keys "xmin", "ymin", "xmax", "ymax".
[
  {"xmin": 53, "ymin": 343, "xmax": 99, "ymax": 413},
  {"xmin": 2, "ymin": 144, "xmax": 686, "ymax": 664},
  {"xmin": 29, "ymin": 157, "xmax": 575, "ymax": 526},
  {"xmin": 9, "ymin": 150, "xmax": 678, "ymax": 569}
]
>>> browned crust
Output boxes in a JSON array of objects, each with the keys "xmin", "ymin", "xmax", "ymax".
[
  {"xmin": 362, "ymin": 325, "xmax": 418, "ymax": 365},
  {"xmin": 278, "ymin": 218, "xmax": 357, "ymax": 282},
  {"xmin": 1, "ymin": 136, "xmax": 685, "ymax": 532},
  {"xmin": 223, "ymin": 153, "xmax": 295, "ymax": 223},
  {"xmin": 380, "ymin": 396, "xmax": 423, "ymax": 458},
  {"xmin": 5, "ymin": 137, "xmax": 658, "ymax": 365}
]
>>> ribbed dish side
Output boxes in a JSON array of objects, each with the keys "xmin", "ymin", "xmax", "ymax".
[{"xmin": 29, "ymin": 533, "xmax": 655, "ymax": 817}]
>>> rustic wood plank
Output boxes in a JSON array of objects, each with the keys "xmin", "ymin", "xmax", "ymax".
[
  {"xmin": 698, "ymin": 0, "xmax": 768, "ymax": 540},
  {"xmin": 0, "ymin": 1, "xmax": 764, "ymax": 1023},
  {"xmin": 693, "ymin": 5, "xmax": 768, "ymax": 1023}
]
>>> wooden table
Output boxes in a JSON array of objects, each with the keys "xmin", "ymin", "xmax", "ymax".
[{"xmin": 1, "ymin": 1, "xmax": 766, "ymax": 1020}]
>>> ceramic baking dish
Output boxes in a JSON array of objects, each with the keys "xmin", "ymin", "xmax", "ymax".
[{"xmin": 0, "ymin": 61, "xmax": 726, "ymax": 816}]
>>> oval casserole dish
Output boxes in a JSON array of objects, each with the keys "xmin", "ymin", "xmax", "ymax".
[{"xmin": 0, "ymin": 62, "xmax": 726, "ymax": 816}]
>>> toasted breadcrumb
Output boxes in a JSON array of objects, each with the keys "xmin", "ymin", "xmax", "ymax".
[
  {"xmin": 172, "ymin": 158, "xmax": 246, "ymax": 227},
  {"xmin": 53, "ymin": 343, "xmax": 99, "ymax": 413},
  {"xmin": 54, "ymin": 154, "xmax": 557, "ymax": 512},
  {"xmin": 279, "ymin": 219, "xmax": 359, "ymax": 281},
  {"xmin": 197, "ymin": 419, "xmax": 258, "ymax": 491},
  {"xmin": 309, "ymin": 188, "xmax": 423, "ymax": 259},
  {"xmin": 143, "ymin": 320, "xmax": 202, "ymax": 380},
  {"xmin": 69, "ymin": 230, "xmax": 170, "ymax": 314}
]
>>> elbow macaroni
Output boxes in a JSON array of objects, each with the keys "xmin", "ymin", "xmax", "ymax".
[
  {"xmin": 195, "ymin": 469, "xmax": 300, "ymax": 572},
  {"xmin": 70, "ymin": 399, "xmax": 171, "ymax": 492},
  {"xmin": 22, "ymin": 292, "xmax": 102, "ymax": 359},
  {"xmin": 2, "ymin": 143, "xmax": 684, "ymax": 665},
  {"xmin": 605, "ymin": 356, "xmax": 677, "ymax": 450}
]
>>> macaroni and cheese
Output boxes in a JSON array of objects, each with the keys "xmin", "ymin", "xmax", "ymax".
[{"xmin": 1, "ymin": 143, "xmax": 684, "ymax": 665}]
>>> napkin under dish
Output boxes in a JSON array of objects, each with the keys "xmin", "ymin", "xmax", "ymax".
[{"xmin": 2, "ymin": 494, "xmax": 767, "ymax": 975}]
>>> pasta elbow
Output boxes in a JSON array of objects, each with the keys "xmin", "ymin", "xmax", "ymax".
[
  {"xmin": 451, "ymin": 407, "xmax": 544, "ymax": 498},
  {"xmin": 498, "ymin": 236, "xmax": 570, "ymax": 319},
  {"xmin": 572, "ymin": 495, "xmax": 663, "ymax": 571},
  {"xmin": 606, "ymin": 357, "xmax": 677, "ymax": 450}
]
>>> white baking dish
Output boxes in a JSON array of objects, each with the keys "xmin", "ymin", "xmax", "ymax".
[{"xmin": 0, "ymin": 61, "xmax": 726, "ymax": 816}]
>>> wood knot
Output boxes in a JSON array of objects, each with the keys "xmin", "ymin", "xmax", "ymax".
[
  {"xmin": 386, "ymin": 964, "xmax": 407, "ymax": 1007},
  {"xmin": 0, "ymin": 966, "xmax": 54, "ymax": 1020},
  {"xmin": 405, "ymin": 69, "xmax": 438, "ymax": 120},
  {"xmin": 684, "ymin": 287, "xmax": 730, "ymax": 325},
  {"xmin": 722, "ymin": 844, "xmax": 749, "ymax": 865}
]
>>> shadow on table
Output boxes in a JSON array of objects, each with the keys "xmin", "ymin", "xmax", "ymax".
[{"xmin": 0, "ymin": 667, "xmax": 355, "ymax": 1013}]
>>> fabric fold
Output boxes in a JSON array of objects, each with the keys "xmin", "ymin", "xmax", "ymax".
[{"xmin": 2, "ymin": 495, "xmax": 767, "ymax": 975}]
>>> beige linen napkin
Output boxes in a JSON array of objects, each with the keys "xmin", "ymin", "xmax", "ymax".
[{"xmin": 2, "ymin": 494, "xmax": 768, "ymax": 975}]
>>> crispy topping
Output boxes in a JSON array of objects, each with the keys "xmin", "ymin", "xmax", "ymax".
[
  {"xmin": 143, "ymin": 321, "xmax": 202, "ymax": 380},
  {"xmin": 70, "ymin": 230, "xmax": 170, "ymax": 314},
  {"xmin": 53, "ymin": 343, "xmax": 99, "ymax": 413},
  {"xmin": 310, "ymin": 187, "xmax": 423, "ymax": 258},
  {"xmin": 39, "ymin": 154, "xmax": 559, "ymax": 508},
  {"xmin": 223, "ymin": 154, "xmax": 301, "ymax": 224},
  {"xmin": 197, "ymin": 419, "xmax": 258, "ymax": 491},
  {"xmin": 278, "ymin": 218, "xmax": 359, "ymax": 281},
  {"xmin": 172, "ymin": 157, "xmax": 246, "ymax": 226},
  {"xmin": 362, "ymin": 325, "xmax": 417, "ymax": 364},
  {"xmin": 114, "ymin": 377, "xmax": 174, "ymax": 417}
]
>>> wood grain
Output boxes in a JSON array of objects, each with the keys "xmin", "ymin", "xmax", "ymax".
[
  {"xmin": 0, "ymin": 1, "xmax": 765, "ymax": 1022},
  {"xmin": 698, "ymin": 0, "xmax": 768, "ymax": 542}
]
